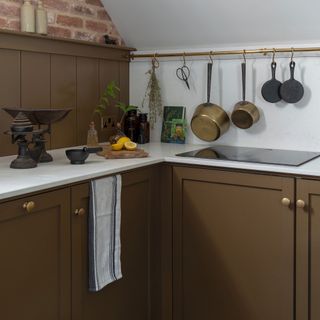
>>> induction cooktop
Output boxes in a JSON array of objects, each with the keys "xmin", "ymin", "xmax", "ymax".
[{"xmin": 176, "ymin": 145, "xmax": 320, "ymax": 166}]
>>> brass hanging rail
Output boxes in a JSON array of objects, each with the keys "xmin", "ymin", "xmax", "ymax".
[{"xmin": 130, "ymin": 46, "xmax": 320, "ymax": 60}]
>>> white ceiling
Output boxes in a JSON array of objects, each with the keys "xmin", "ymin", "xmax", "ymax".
[{"xmin": 102, "ymin": 0, "xmax": 320, "ymax": 50}]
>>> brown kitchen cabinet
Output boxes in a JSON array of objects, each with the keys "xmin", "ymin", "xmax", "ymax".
[
  {"xmin": 0, "ymin": 188, "xmax": 71, "ymax": 320},
  {"xmin": 172, "ymin": 166, "xmax": 296, "ymax": 320},
  {"xmin": 71, "ymin": 166, "xmax": 160, "ymax": 320},
  {"xmin": 296, "ymin": 178, "xmax": 320, "ymax": 320},
  {"xmin": 0, "ymin": 166, "xmax": 160, "ymax": 320}
]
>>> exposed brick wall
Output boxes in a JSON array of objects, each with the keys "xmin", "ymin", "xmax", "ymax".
[{"xmin": 0, "ymin": 0, "xmax": 124, "ymax": 45}]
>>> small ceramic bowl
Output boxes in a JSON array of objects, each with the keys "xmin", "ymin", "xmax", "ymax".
[{"xmin": 65, "ymin": 147, "xmax": 102, "ymax": 164}]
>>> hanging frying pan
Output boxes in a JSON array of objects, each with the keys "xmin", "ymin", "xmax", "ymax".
[
  {"xmin": 191, "ymin": 61, "xmax": 230, "ymax": 141},
  {"xmin": 280, "ymin": 60, "xmax": 304, "ymax": 103},
  {"xmin": 261, "ymin": 56, "xmax": 282, "ymax": 103}
]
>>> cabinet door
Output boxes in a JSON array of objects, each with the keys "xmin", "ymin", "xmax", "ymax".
[
  {"xmin": 296, "ymin": 179, "xmax": 320, "ymax": 320},
  {"xmin": 0, "ymin": 188, "xmax": 71, "ymax": 320},
  {"xmin": 72, "ymin": 167, "xmax": 160, "ymax": 320},
  {"xmin": 173, "ymin": 167, "xmax": 295, "ymax": 320}
]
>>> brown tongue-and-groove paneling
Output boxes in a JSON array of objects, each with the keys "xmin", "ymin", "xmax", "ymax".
[
  {"xmin": 50, "ymin": 54, "xmax": 77, "ymax": 149},
  {"xmin": 76, "ymin": 57, "xmax": 100, "ymax": 146},
  {"xmin": 0, "ymin": 49, "xmax": 20, "ymax": 156},
  {"xmin": 0, "ymin": 31, "xmax": 132, "ymax": 157}
]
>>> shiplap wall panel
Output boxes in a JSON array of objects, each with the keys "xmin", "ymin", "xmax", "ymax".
[
  {"xmin": 0, "ymin": 32, "xmax": 131, "ymax": 157},
  {"xmin": 0, "ymin": 49, "xmax": 20, "ymax": 156},
  {"xmin": 50, "ymin": 54, "xmax": 77, "ymax": 149}
]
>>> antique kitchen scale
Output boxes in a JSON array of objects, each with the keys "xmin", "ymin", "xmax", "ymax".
[{"xmin": 2, "ymin": 108, "xmax": 71, "ymax": 169}]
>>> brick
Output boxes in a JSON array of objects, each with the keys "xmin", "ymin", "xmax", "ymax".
[
  {"xmin": 42, "ymin": 0, "xmax": 69, "ymax": 11},
  {"xmin": 85, "ymin": 0, "xmax": 103, "ymax": 7},
  {"xmin": 7, "ymin": 19, "xmax": 20, "ymax": 30},
  {"xmin": 74, "ymin": 31, "xmax": 97, "ymax": 42},
  {"xmin": 85, "ymin": 20, "xmax": 108, "ymax": 33},
  {"xmin": 0, "ymin": 3, "xmax": 20, "ymax": 18},
  {"xmin": 71, "ymin": 4, "xmax": 95, "ymax": 17},
  {"xmin": 97, "ymin": 9, "xmax": 111, "ymax": 21},
  {"xmin": 0, "ymin": 17, "xmax": 7, "ymax": 28},
  {"xmin": 6, "ymin": 0, "xmax": 23, "ymax": 4},
  {"xmin": 48, "ymin": 25, "xmax": 72, "ymax": 39},
  {"xmin": 57, "ymin": 15, "xmax": 83, "ymax": 28}
]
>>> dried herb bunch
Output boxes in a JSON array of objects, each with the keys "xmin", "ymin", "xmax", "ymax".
[{"xmin": 142, "ymin": 58, "xmax": 163, "ymax": 128}]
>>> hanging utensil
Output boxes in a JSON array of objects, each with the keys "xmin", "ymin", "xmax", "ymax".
[
  {"xmin": 280, "ymin": 48, "xmax": 304, "ymax": 103},
  {"xmin": 191, "ymin": 53, "xmax": 230, "ymax": 141},
  {"xmin": 231, "ymin": 51, "xmax": 260, "ymax": 129},
  {"xmin": 176, "ymin": 53, "xmax": 191, "ymax": 90},
  {"xmin": 261, "ymin": 49, "xmax": 282, "ymax": 103}
]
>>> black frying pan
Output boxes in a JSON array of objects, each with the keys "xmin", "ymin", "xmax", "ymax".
[
  {"xmin": 261, "ymin": 62, "xmax": 282, "ymax": 103},
  {"xmin": 280, "ymin": 61, "xmax": 304, "ymax": 103}
]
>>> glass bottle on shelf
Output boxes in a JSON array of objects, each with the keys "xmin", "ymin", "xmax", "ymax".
[
  {"xmin": 87, "ymin": 121, "xmax": 99, "ymax": 147},
  {"xmin": 36, "ymin": 1, "xmax": 48, "ymax": 35},
  {"xmin": 21, "ymin": 0, "xmax": 35, "ymax": 33}
]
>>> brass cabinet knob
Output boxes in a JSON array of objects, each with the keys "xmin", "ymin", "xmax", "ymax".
[
  {"xmin": 74, "ymin": 208, "xmax": 85, "ymax": 216},
  {"xmin": 281, "ymin": 198, "xmax": 291, "ymax": 207},
  {"xmin": 296, "ymin": 200, "xmax": 306, "ymax": 209},
  {"xmin": 23, "ymin": 201, "xmax": 35, "ymax": 213}
]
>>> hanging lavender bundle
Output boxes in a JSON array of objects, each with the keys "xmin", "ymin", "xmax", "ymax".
[{"xmin": 142, "ymin": 58, "xmax": 163, "ymax": 128}]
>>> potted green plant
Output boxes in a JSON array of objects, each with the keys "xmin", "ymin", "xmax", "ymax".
[{"xmin": 94, "ymin": 81, "xmax": 137, "ymax": 128}]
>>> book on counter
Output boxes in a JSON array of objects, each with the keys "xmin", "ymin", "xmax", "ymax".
[{"xmin": 161, "ymin": 106, "xmax": 187, "ymax": 144}]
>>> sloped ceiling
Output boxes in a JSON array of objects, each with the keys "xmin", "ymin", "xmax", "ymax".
[{"xmin": 102, "ymin": 0, "xmax": 320, "ymax": 50}]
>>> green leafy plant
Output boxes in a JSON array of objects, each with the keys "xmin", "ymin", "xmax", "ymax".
[
  {"xmin": 94, "ymin": 81, "xmax": 120, "ymax": 117},
  {"xmin": 116, "ymin": 102, "xmax": 138, "ymax": 125},
  {"xmin": 94, "ymin": 81, "xmax": 138, "ymax": 126}
]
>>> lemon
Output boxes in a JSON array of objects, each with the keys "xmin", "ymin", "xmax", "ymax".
[
  {"xmin": 117, "ymin": 136, "xmax": 131, "ymax": 145},
  {"xmin": 124, "ymin": 141, "xmax": 137, "ymax": 151},
  {"xmin": 111, "ymin": 142, "xmax": 124, "ymax": 151}
]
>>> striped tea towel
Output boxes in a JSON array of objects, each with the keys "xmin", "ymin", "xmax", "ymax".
[{"xmin": 89, "ymin": 174, "xmax": 122, "ymax": 292}]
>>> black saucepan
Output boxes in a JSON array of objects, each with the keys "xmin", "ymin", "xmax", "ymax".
[
  {"xmin": 65, "ymin": 147, "xmax": 102, "ymax": 164},
  {"xmin": 261, "ymin": 61, "xmax": 282, "ymax": 103},
  {"xmin": 280, "ymin": 61, "xmax": 304, "ymax": 103}
]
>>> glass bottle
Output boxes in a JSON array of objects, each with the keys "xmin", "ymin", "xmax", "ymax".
[
  {"xmin": 36, "ymin": 0, "xmax": 48, "ymax": 35},
  {"xmin": 124, "ymin": 110, "xmax": 139, "ymax": 142},
  {"xmin": 137, "ymin": 113, "xmax": 150, "ymax": 144},
  {"xmin": 21, "ymin": 0, "xmax": 35, "ymax": 33},
  {"xmin": 87, "ymin": 121, "xmax": 99, "ymax": 147}
]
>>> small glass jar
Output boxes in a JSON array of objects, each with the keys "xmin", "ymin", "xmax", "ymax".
[
  {"xmin": 137, "ymin": 113, "xmax": 150, "ymax": 144},
  {"xmin": 124, "ymin": 110, "xmax": 139, "ymax": 142},
  {"xmin": 87, "ymin": 121, "xmax": 99, "ymax": 147}
]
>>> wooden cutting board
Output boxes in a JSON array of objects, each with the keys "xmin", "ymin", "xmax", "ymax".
[{"xmin": 98, "ymin": 147, "xmax": 149, "ymax": 159}]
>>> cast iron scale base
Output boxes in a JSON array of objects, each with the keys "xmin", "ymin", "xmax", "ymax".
[{"xmin": 3, "ymin": 108, "xmax": 71, "ymax": 169}]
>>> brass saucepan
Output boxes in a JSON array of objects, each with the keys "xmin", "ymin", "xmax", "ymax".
[
  {"xmin": 191, "ymin": 62, "xmax": 230, "ymax": 141},
  {"xmin": 231, "ymin": 60, "xmax": 260, "ymax": 129}
]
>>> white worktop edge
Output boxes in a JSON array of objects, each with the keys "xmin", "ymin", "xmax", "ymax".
[{"xmin": 1, "ymin": 142, "xmax": 320, "ymax": 201}]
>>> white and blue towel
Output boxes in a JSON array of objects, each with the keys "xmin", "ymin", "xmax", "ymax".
[{"xmin": 89, "ymin": 174, "xmax": 122, "ymax": 292}]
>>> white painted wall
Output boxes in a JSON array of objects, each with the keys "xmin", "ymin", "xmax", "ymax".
[
  {"xmin": 102, "ymin": 0, "xmax": 320, "ymax": 50},
  {"xmin": 130, "ymin": 46, "xmax": 320, "ymax": 151}
]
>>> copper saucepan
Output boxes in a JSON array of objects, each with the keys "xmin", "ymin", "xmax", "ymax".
[
  {"xmin": 231, "ymin": 61, "xmax": 260, "ymax": 129},
  {"xmin": 191, "ymin": 62, "xmax": 230, "ymax": 141}
]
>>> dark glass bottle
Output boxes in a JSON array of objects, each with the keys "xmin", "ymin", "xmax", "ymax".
[
  {"xmin": 124, "ymin": 110, "xmax": 139, "ymax": 142},
  {"xmin": 137, "ymin": 113, "xmax": 150, "ymax": 144}
]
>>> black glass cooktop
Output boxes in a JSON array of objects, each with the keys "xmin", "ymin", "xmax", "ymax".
[{"xmin": 176, "ymin": 145, "xmax": 320, "ymax": 166}]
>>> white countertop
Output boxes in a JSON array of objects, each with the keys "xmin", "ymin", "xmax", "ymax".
[{"xmin": 1, "ymin": 142, "xmax": 320, "ymax": 200}]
